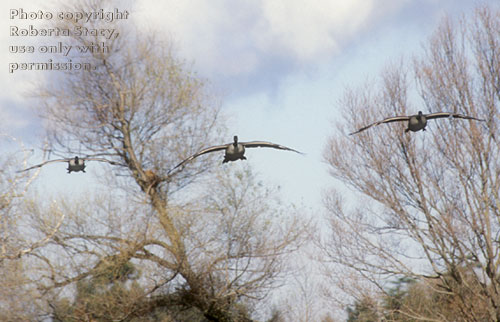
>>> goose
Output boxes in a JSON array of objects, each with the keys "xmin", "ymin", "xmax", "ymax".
[
  {"xmin": 18, "ymin": 156, "xmax": 117, "ymax": 173},
  {"xmin": 170, "ymin": 135, "xmax": 302, "ymax": 171},
  {"xmin": 349, "ymin": 111, "xmax": 485, "ymax": 135}
]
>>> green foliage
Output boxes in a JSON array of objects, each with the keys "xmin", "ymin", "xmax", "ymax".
[
  {"xmin": 383, "ymin": 277, "xmax": 416, "ymax": 321},
  {"xmin": 346, "ymin": 268, "xmax": 494, "ymax": 321},
  {"xmin": 50, "ymin": 256, "xmax": 256, "ymax": 321},
  {"xmin": 51, "ymin": 259, "xmax": 144, "ymax": 321},
  {"xmin": 346, "ymin": 296, "xmax": 380, "ymax": 322}
]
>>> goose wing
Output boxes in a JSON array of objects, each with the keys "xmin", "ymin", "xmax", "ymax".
[
  {"xmin": 170, "ymin": 144, "xmax": 230, "ymax": 171},
  {"xmin": 349, "ymin": 115, "xmax": 410, "ymax": 135},
  {"xmin": 17, "ymin": 158, "xmax": 72, "ymax": 172},
  {"xmin": 426, "ymin": 112, "xmax": 485, "ymax": 121},
  {"xmin": 242, "ymin": 141, "xmax": 303, "ymax": 154},
  {"xmin": 82, "ymin": 157, "xmax": 119, "ymax": 165}
]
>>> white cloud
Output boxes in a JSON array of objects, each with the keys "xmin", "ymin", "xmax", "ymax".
[
  {"xmin": 132, "ymin": 0, "xmax": 406, "ymax": 79},
  {"xmin": 0, "ymin": 0, "xmax": 411, "ymax": 128},
  {"xmin": 0, "ymin": 0, "xmax": 49, "ymax": 133},
  {"xmin": 256, "ymin": 0, "xmax": 373, "ymax": 60}
]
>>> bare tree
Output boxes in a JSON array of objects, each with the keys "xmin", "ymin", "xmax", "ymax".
[
  {"xmin": 322, "ymin": 6, "xmax": 499, "ymax": 321},
  {"xmin": 0, "ymin": 135, "xmax": 66, "ymax": 320},
  {"xmin": 26, "ymin": 1, "xmax": 308, "ymax": 321},
  {"xmin": 0, "ymin": 135, "xmax": 64, "ymax": 261},
  {"xmin": 278, "ymin": 258, "xmax": 323, "ymax": 322}
]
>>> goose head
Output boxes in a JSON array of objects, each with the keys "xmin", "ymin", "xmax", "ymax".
[
  {"xmin": 233, "ymin": 135, "xmax": 238, "ymax": 147},
  {"xmin": 417, "ymin": 111, "xmax": 423, "ymax": 120}
]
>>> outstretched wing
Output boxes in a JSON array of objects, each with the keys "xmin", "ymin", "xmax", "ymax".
[
  {"xmin": 170, "ymin": 144, "xmax": 230, "ymax": 172},
  {"xmin": 83, "ymin": 157, "xmax": 119, "ymax": 165},
  {"xmin": 426, "ymin": 112, "xmax": 485, "ymax": 122},
  {"xmin": 242, "ymin": 141, "xmax": 303, "ymax": 154},
  {"xmin": 349, "ymin": 116, "xmax": 410, "ymax": 135},
  {"xmin": 17, "ymin": 158, "xmax": 71, "ymax": 172}
]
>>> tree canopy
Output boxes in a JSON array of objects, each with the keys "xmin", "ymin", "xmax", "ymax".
[{"xmin": 322, "ymin": 7, "xmax": 500, "ymax": 321}]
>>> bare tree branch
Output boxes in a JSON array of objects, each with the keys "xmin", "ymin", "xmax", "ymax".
[{"xmin": 321, "ymin": 7, "xmax": 500, "ymax": 321}]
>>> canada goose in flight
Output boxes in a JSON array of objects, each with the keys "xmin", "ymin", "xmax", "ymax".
[
  {"xmin": 170, "ymin": 136, "xmax": 302, "ymax": 171},
  {"xmin": 18, "ymin": 156, "xmax": 117, "ymax": 173},
  {"xmin": 349, "ymin": 111, "xmax": 485, "ymax": 135}
]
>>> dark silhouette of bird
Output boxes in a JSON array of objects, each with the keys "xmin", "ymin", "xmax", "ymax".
[
  {"xmin": 18, "ymin": 156, "xmax": 117, "ymax": 173},
  {"xmin": 170, "ymin": 135, "xmax": 302, "ymax": 172},
  {"xmin": 350, "ymin": 111, "xmax": 485, "ymax": 135}
]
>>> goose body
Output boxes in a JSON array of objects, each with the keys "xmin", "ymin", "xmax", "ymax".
[
  {"xmin": 171, "ymin": 135, "xmax": 302, "ymax": 171},
  {"xmin": 222, "ymin": 137, "xmax": 246, "ymax": 163},
  {"xmin": 407, "ymin": 112, "xmax": 427, "ymax": 132},
  {"xmin": 67, "ymin": 156, "xmax": 86, "ymax": 173},
  {"xmin": 18, "ymin": 156, "xmax": 116, "ymax": 173},
  {"xmin": 350, "ymin": 111, "xmax": 484, "ymax": 135}
]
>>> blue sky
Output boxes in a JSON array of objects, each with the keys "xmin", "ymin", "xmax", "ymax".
[{"xmin": 0, "ymin": 0, "xmax": 491, "ymax": 209}]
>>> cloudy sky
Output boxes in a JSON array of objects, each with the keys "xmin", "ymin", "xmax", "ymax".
[{"xmin": 0, "ymin": 0, "xmax": 492, "ymax": 209}]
